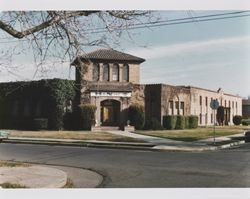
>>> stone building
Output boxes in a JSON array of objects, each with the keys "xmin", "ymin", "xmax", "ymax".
[
  {"xmin": 72, "ymin": 49, "xmax": 242, "ymax": 128},
  {"xmin": 242, "ymin": 99, "xmax": 250, "ymax": 119}
]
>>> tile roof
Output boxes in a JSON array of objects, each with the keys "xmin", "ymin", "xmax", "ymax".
[{"xmin": 73, "ymin": 49, "xmax": 145, "ymax": 64}]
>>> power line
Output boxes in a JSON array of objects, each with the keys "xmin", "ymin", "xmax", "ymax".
[{"xmin": 0, "ymin": 11, "xmax": 249, "ymax": 44}]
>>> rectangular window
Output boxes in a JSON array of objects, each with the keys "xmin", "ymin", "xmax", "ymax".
[
  {"xmin": 169, "ymin": 101, "xmax": 173, "ymax": 115},
  {"xmin": 224, "ymin": 100, "xmax": 227, "ymax": 107},
  {"xmin": 200, "ymin": 113, "xmax": 202, "ymax": 124},
  {"xmin": 175, "ymin": 101, "xmax": 179, "ymax": 109},
  {"xmin": 180, "ymin": 102, "xmax": 184, "ymax": 115},
  {"xmin": 232, "ymin": 101, "xmax": 234, "ymax": 108},
  {"xmin": 205, "ymin": 97, "xmax": 208, "ymax": 106},
  {"xmin": 211, "ymin": 113, "xmax": 213, "ymax": 123},
  {"xmin": 200, "ymin": 96, "xmax": 202, "ymax": 106}
]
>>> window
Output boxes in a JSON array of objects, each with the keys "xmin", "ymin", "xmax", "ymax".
[
  {"xmin": 112, "ymin": 63, "xmax": 119, "ymax": 81},
  {"xmin": 175, "ymin": 101, "xmax": 179, "ymax": 109},
  {"xmin": 180, "ymin": 101, "xmax": 184, "ymax": 115},
  {"xmin": 224, "ymin": 100, "xmax": 227, "ymax": 107},
  {"xmin": 92, "ymin": 63, "xmax": 99, "ymax": 81},
  {"xmin": 232, "ymin": 101, "xmax": 234, "ymax": 108},
  {"xmin": 211, "ymin": 113, "xmax": 213, "ymax": 123},
  {"xmin": 123, "ymin": 64, "xmax": 129, "ymax": 82},
  {"xmin": 200, "ymin": 96, "xmax": 202, "ymax": 106},
  {"xmin": 199, "ymin": 113, "xmax": 202, "ymax": 124},
  {"xmin": 229, "ymin": 100, "xmax": 231, "ymax": 108},
  {"xmin": 205, "ymin": 97, "xmax": 208, "ymax": 106},
  {"xmin": 169, "ymin": 101, "xmax": 173, "ymax": 109},
  {"xmin": 169, "ymin": 101, "xmax": 173, "ymax": 115},
  {"xmin": 103, "ymin": 63, "xmax": 109, "ymax": 81},
  {"xmin": 180, "ymin": 101, "xmax": 184, "ymax": 109}
]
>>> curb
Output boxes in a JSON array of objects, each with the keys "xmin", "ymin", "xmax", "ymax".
[
  {"xmin": 3, "ymin": 139, "xmax": 156, "ymax": 151},
  {"xmin": 2, "ymin": 138, "xmax": 246, "ymax": 152}
]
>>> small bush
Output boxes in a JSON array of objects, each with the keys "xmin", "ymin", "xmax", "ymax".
[
  {"xmin": 128, "ymin": 104, "xmax": 145, "ymax": 130},
  {"xmin": 79, "ymin": 104, "xmax": 96, "ymax": 130},
  {"xmin": 33, "ymin": 118, "xmax": 48, "ymax": 130},
  {"xmin": 163, "ymin": 115, "xmax": 177, "ymax": 130},
  {"xmin": 144, "ymin": 118, "xmax": 163, "ymax": 130},
  {"xmin": 233, "ymin": 115, "xmax": 242, "ymax": 125},
  {"xmin": 175, "ymin": 115, "xmax": 185, "ymax": 130},
  {"xmin": 185, "ymin": 116, "xmax": 189, "ymax": 129},
  {"xmin": 242, "ymin": 119, "xmax": 250, "ymax": 126},
  {"xmin": 188, "ymin": 115, "xmax": 198, "ymax": 129}
]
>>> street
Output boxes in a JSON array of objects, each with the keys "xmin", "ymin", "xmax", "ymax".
[{"xmin": 0, "ymin": 143, "xmax": 250, "ymax": 187}]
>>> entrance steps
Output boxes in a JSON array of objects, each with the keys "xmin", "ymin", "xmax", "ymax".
[{"xmin": 91, "ymin": 126, "xmax": 120, "ymax": 132}]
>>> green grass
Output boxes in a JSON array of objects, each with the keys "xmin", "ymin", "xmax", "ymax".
[
  {"xmin": 7, "ymin": 130, "xmax": 144, "ymax": 143},
  {"xmin": 136, "ymin": 126, "xmax": 247, "ymax": 142},
  {"xmin": 0, "ymin": 183, "xmax": 26, "ymax": 188}
]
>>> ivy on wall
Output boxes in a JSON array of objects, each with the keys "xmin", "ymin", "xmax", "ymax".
[{"xmin": 0, "ymin": 79, "xmax": 75, "ymax": 130}]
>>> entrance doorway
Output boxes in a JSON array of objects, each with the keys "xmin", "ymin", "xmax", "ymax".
[{"xmin": 101, "ymin": 100, "xmax": 120, "ymax": 126}]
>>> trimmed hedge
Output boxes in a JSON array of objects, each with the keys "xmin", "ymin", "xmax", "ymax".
[
  {"xmin": 233, "ymin": 115, "xmax": 242, "ymax": 125},
  {"xmin": 163, "ymin": 115, "xmax": 198, "ymax": 130},
  {"xmin": 187, "ymin": 115, "xmax": 198, "ymax": 129},
  {"xmin": 242, "ymin": 119, "xmax": 250, "ymax": 126},
  {"xmin": 144, "ymin": 118, "xmax": 163, "ymax": 130},
  {"xmin": 33, "ymin": 118, "xmax": 48, "ymax": 130},
  {"xmin": 128, "ymin": 104, "xmax": 145, "ymax": 130},
  {"xmin": 79, "ymin": 104, "xmax": 97, "ymax": 130},
  {"xmin": 175, "ymin": 115, "xmax": 185, "ymax": 130},
  {"xmin": 163, "ymin": 115, "xmax": 177, "ymax": 130}
]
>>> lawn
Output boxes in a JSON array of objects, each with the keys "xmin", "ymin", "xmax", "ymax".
[
  {"xmin": 7, "ymin": 130, "xmax": 143, "ymax": 143},
  {"xmin": 136, "ymin": 126, "xmax": 247, "ymax": 142}
]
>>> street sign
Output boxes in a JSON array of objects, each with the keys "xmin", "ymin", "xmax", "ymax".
[{"xmin": 210, "ymin": 99, "xmax": 219, "ymax": 110}]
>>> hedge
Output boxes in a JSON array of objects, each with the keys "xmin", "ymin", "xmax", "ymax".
[
  {"xmin": 242, "ymin": 119, "xmax": 250, "ymax": 126},
  {"xmin": 163, "ymin": 115, "xmax": 177, "ymax": 130},
  {"xmin": 79, "ymin": 104, "xmax": 97, "ymax": 130},
  {"xmin": 187, "ymin": 115, "xmax": 198, "ymax": 129},
  {"xmin": 233, "ymin": 115, "xmax": 242, "ymax": 125},
  {"xmin": 128, "ymin": 104, "xmax": 145, "ymax": 130},
  {"xmin": 33, "ymin": 118, "xmax": 48, "ymax": 130},
  {"xmin": 144, "ymin": 118, "xmax": 163, "ymax": 130},
  {"xmin": 0, "ymin": 79, "xmax": 75, "ymax": 130},
  {"xmin": 175, "ymin": 115, "xmax": 185, "ymax": 129}
]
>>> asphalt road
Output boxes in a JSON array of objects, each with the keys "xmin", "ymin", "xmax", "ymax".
[{"xmin": 0, "ymin": 143, "xmax": 250, "ymax": 188}]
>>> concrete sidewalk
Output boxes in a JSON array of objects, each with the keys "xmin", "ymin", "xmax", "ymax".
[
  {"xmin": 106, "ymin": 130, "xmax": 245, "ymax": 151},
  {"xmin": 2, "ymin": 131, "xmax": 246, "ymax": 152},
  {"xmin": 0, "ymin": 164, "xmax": 103, "ymax": 188}
]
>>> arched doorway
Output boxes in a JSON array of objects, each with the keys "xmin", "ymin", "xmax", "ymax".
[{"xmin": 101, "ymin": 99, "xmax": 120, "ymax": 126}]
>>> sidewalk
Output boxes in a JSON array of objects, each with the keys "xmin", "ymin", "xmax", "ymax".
[
  {"xmin": 0, "ymin": 164, "xmax": 103, "ymax": 188},
  {"xmin": 2, "ymin": 130, "xmax": 246, "ymax": 152},
  {"xmin": 106, "ymin": 130, "xmax": 245, "ymax": 151}
]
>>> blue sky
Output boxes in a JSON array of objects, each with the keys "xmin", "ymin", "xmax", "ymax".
[{"xmin": 0, "ymin": 11, "xmax": 249, "ymax": 98}]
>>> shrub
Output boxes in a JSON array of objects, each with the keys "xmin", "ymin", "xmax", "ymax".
[
  {"xmin": 233, "ymin": 115, "xmax": 242, "ymax": 125},
  {"xmin": 216, "ymin": 106, "xmax": 225, "ymax": 125},
  {"xmin": 79, "ymin": 104, "xmax": 97, "ymax": 130},
  {"xmin": 242, "ymin": 119, "xmax": 250, "ymax": 126},
  {"xmin": 185, "ymin": 116, "xmax": 189, "ymax": 129},
  {"xmin": 128, "ymin": 104, "xmax": 145, "ymax": 130},
  {"xmin": 188, "ymin": 115, "xmax": 198, "ymax": 129},
  {"xmin": 144, "ymin": 117, "xmax": 163, "ymax": 130},
  {"xmin": 163, "ymin": 115, "xmax": 177, "ymax": 130},
  {"xmin": 175, "ymin": 115, "xmax": 185, "ymax": 130},
  {"xmin": 33, "ymin": 118, "xmax": 48, "ymax": 130}
]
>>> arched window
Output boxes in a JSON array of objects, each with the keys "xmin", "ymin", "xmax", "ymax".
[
  {"xmin": 103, "ymin": 63, "xmax": 109, "ymax": 81},
  {"xmin": 92, "ymin": 63, "xmax": 100, "ymax": 81},
  {"xmin": 123, "ymin": 64, "xmax": 129, "ymax": 82},
  {"xmin": 112, "ymin": 63, "xmax": 119, "ymax": 81}
]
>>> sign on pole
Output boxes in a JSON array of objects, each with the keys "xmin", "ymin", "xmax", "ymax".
[{"xmin": 210, "ymin": 99, "xmax": 219, "ymax": 145}]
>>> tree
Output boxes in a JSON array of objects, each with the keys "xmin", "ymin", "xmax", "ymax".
[
  {"xmin": 0, "ymin": 11, "xmax": 154, "ymax": 76},
  {"xmin": 216, "ymin": 106, "xmax": 225, "ymax": 126}
]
